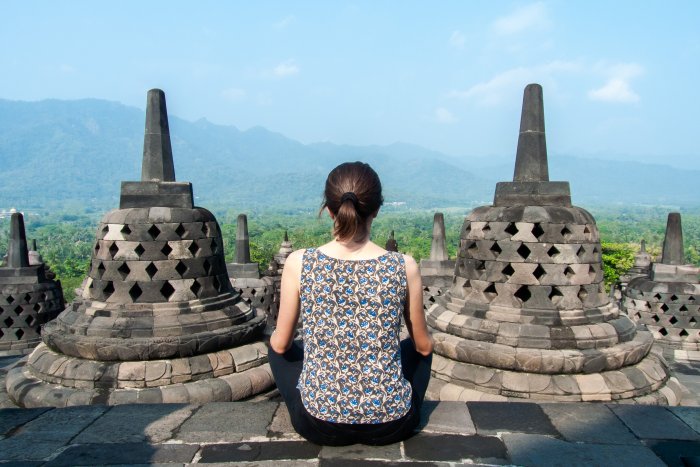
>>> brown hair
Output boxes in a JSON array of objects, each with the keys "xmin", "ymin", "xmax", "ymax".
[{"xmin": 321, "ymin": 161, "xmax": 384, "ymax": 241}]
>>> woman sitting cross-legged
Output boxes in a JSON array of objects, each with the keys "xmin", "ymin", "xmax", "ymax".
[{"xmin": 269, "ymin": 161, "xmax": 434, "ymax": 446}]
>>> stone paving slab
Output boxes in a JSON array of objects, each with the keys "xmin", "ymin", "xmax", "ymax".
[
  {"xmin": 199, "ymin": 441, "xmax": 321, "ymax": 463},
  {"xmin": 44, "ymin": 442, "xmax": 199, "ymax": 466},
  {"xmin": 644, "ymin": 439, "xmax": 700, "ymax": 467},
  {"xmin": 503, "ymin": 433, "xmax": 666, "ymax": 467},
  {"xmin": 539, "ymin": 403, "xmax": 640, "ymax": 444},
  {"xmin": 319, "ymin": 442, "xmax": 402, "ymax": 460},
  {"xmin": 404, "ymin": 433, "xmax": 508, "ymax": 463},
  {"xmin": 419, "ymin": 400, "xmax": 475, "ymax": 435},
  {"xmin": 668, "ymin": 406, "xmax": 700, "ymax": 434},
  {"xmin": 467, "ymin": 401, "xmax": 560, "ymax": 436},
  {"xmin": 175, "ymin": 401, "xmax": 277, "ymax": 443},
  {"xmin": 609, "ymin": 405, "xmax": 700, "ymax": 440}
]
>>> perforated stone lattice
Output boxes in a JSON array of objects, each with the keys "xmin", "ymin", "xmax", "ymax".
[{"xmin": 0, "ymin": 283, "xmax": 63, "ymax": 350}]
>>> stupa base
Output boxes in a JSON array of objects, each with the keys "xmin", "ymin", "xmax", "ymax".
[
  {"xmin": 427, "ymin": 351, "xmax": 685, "ymax": 405},
  {"xmin": 6, "ymin": 342, "xmax": 273, "ymax": 408}
]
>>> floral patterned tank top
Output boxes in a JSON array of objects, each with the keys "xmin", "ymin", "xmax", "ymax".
[{"xmin": 297, "ymin": 248, "xmax": 413, "ymax": 424}]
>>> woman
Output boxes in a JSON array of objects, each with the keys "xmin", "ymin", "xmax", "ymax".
[{"xmin": 269, "ymin": 161, "xmax": 433, "ymax": 446}]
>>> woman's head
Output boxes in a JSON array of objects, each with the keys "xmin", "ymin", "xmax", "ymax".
[{"xmin": 322, "ymin": 161, "xmax": 384, "ymax": 241}]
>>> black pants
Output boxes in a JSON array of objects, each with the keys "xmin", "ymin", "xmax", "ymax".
[{"xmin": 268, "ymin": 338, "xmax": 432, "ymax": 446}]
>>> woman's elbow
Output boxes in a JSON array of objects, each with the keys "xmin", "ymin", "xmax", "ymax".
[
  {"xmin": 270, "ymin": 334, "xmax": 291, "ymax": 354},
  {"xmin": 416, "ymin": 337, "xmax": 434, "ymax": 357}
]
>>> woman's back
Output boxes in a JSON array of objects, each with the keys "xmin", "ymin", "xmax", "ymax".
[{"xmin": 298, "ymin": 248, "xmax": 412, "ymax": 423}]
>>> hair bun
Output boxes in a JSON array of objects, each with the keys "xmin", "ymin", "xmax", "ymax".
[{"xmin": 340, "ymin": 192, "xmax": 359, "ymax": 205}]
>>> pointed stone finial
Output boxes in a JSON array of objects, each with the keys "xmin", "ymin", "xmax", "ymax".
[
  {"xmin": 661, "ymin": 213, "xmax": 684, "ymax": 265},
  {"xmin": 7, "ymin": 212, "xmax": 30, "ymax": 268},
  {"xmin": 640, "ymin": 239, "xmax": 646, "ymax": 253},
  {"xmin": 513, "ymin": 83, "xmax": 548, "ymax": 182},
  {"xmin": 142, "ymin": 89, "xmax": 175, "ymax": 182},
  {"xmin": 284, "ymin": 230, "xmax": 289, "ymax": 242},
  {"xmin": 430, "ymin": 213, "xmax": 449, "ymax": 261},
  {"xmin": 385, "ymin": 230, "xmax": 399, "ymax": 252},
  {"xmin": 236, "ymin": 214, "xmax": 251, "ymax": 264}
]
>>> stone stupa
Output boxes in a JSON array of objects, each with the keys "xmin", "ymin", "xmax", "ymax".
[
  {"xmin": 421, "ymin": 213, "xmax": 455, "ymax": 307},
  {"xmin": 426, "ymin": 84, "xmax": 683, "ymax": 404},
  {"xmin": 7, "ymin": 89, "xmax": 272, "ymax": 407},
  {"xmin": 227, "ymin": 214, "xmax": 275, "ymax": 329},
  {"xmin": 623, "ymin": 213, "xmax": 700, "ymax": 360},
  {"xmin": 0, "ymin": 213, "xmax": 64, "ymax": 355},
  {"xmin": 385, "ymin": 230, "xmax": 399, "ymax": 252}
]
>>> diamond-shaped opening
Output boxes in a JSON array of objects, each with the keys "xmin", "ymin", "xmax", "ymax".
[
  {"xmin": 680, "ymin": 305, "xmax": 688, "ymax": 312},
  {"xmin": 211, "ymin": 238, "xmax": 219, "ymax": 255},
  {"xmin": 514, "ymin": 285, "xmax": 531, "ymax": 303},
  {"xmin": 490, "ymin": 242, "xmax": 502, "ymax": 255},
  {"xmin": 653, "ymin": 293, "xmax": 662, "ymax": 300},
  {"xmin": 161, "ymin": 243, "xmax": 173, "ymax": 257},
  {"xmin": 128, "ymin": 283, "xmax": 143, "ymax": 301},
  {"xmin": 33, "ymin": 303, "xmax": 41, "ymax": 312},
  {"xmin": 102, "ymin": 225, "xmax": 109, "ymax": 235},
  {"xmin": 3, "ymin": 317, "xmax": 13, "ymax": 327},
  {"xmin": 117, "ymin": 262, "xmax": 131, "ymax": 280},
  {"xmin": 94, "ymin": 242, "xmax": 101, "ymax": 254},
  {"xmin": 533, "ymin": 264, "xmax": 546, "ymax": 280},
  {"xmin": 517, "ymin": 244, "xmax": 531, "ymax": 260},
  {"xmin": 670, "ymin": 316, "xmax": 678, "ymax": 325},
  {"xmin": 148, "ymin": 225, "xmax": 161, "ymax": 240},
  {"xmin": 505, "ymin": 222, "xmax": 518, "ymax": 236},
  {"xmin": 547, "ymin": 246, "xmax": 560, "ymax": 258},
  {"xmin": 476, "ymin": 260, "xmax": 486, "ymax": 271},
  {"xmin": 689, "ymin": 296, "xmax": 696, "ymax": 303},
  {"xmin": 484, "ymin": 283, "xmax": 497, "ymax": 300},
  {"xmin": 175, "ymin": 261, "xmax": 188, "ymax": 277},
  {"xmin": 5, "ymin": 295, "xmax": 13, "ymax": 304},
  {"xmin": 548, "ymin": 286, "xmax": 563, "ymax": 303},
  {"xmin": 482, "ymin": 223, "xmax": 491, "ymax": 233},
  {"xmin": 652, "ymin": 314, "xmax": 661, "ymax": 322},
  {"xmin": 15, "ymin": 329, "xmax": 24, "ymax": 339},
  {"xmin": 213, "ymin": 275, "xmax": 221, "ymax": 292},
  {"xmin": 202, "ymin": 222, "xmax": 210, "ymax": 236},
  {"xmin": 532, "ymin": 223, "xmax": 545, "ymax": 240},
  {"xmin": 680, "ymin": 329, "xmax": 689, "ymax": 337},
  {"xmin": 23, "ymin": 293, "xmax": 31, "ymax": 302},
  {"xmin": 250, "ymin": 288, "xmax": 257, "ymax": 296},
  {"xmin": 175, "ymin": 223, "xmax": 186, "ymax": 238},
  {"xmin": 103, "ymin": 282, "xmax": 115, "ymax": 299},
  {"xmin": 190, "ymin": 280, "xmax": 202, "ymax": 296},
  {"xmin": 561, "ymin": 226, "xmax": 572, "ymax": 238},
  {"xmin": 25, "ymin": 315, "xmax": 35, "ymax": 327},
  {"xmin": 41, "ymin": 292, "xmax": 47, "ymax": 301},
  {"xmin": 634, "ymin": 312, "xmax": 642, "ymax": 319},
  {"xmin": 576, "ymin": 246, "xmax": 586, "ymax": 258},
  {"xmin": 203, "ymin": 258, "xmax": 212, "ymax": 275},
  {"xmin": 661, "ymin": 303, "xmax": 669, "ymax": 312},
  {"xmin": 121, "ymin": 225, "xmax": 132, "ymax": 236},
  {"xmin": 671, "ymin": 294, "xmax": 678, "ymax": 302},
  {"xmin": 160, "ymin": 281, "xmax": 175, "ymax": 300},
  {"xmin": 690, "ymin": 317, "xmax": 697, "ymax": 325},
  {"xmin": 96, "ymin": 261, "xmax": 105, "ymax": 279},
  {"xmin": 659, "ymin": 327, "xmax": 668, "ymax": 336},
  {"xmin": 134, "ymin": 243, "xmax": 145, "ymax": 258},
  {"xmin": 583, "ymin": 226, "xmax": 591, "ymax": 234},
  {"xmin": 14, "ymin": 305, "xmax": 22, "ymax": 315},
  {"xmin": 145, "ymin": 262, "xmax": 158, "ymax": 279},
  {"xmin": 109, "ymin": 242, "xmax": 119, "ymax": 259},
  {"xmin": 502, "ymin": 264, "xmax": 515, "ymax": 278},
  {"xmin": 188, "ymin": 241, "xmax": 200, "ymax": 257},
  {"xmin": 592, "ymin": 246, "xmax": 599, "ymax": 255},
  {"xmin": 577, "ymin": 286, "xmax": 588, "ymax": 303},
  {"xmin": 588, "ymin": 265, "xmax": 596, "ymax": 278},
  {"xmin": 467, "ymin": 241, "xmax": 477, "ymax": 253}
]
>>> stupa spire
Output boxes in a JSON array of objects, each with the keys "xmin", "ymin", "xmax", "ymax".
[
  {"xmin": 141, "ymin": 89, "xmax": 175, "ymax": 182},
  {"xmin": 7, "ymin": 212, "xmax": 29, "ymax": 268},
  {"xmin": 661, "ymin": 212, "xmax": 684, "ymax": 265},
  {"xmin": 385, "ymin": 230, "xmax": 398, "ymax": 252},
  {"xmin": 430, "ymin": 213, "xmax": 448, "ymax": 261},
  {"xmin": 640, "ymin": 239, "xmax": 647, "ymax": 253},
  {"xmin": 513, "ymin": 83, "xmax": 548, "ymax": 182},
  {"xmin": 236, "ymin": 214, "xmax": 251, "ymax": 264}
]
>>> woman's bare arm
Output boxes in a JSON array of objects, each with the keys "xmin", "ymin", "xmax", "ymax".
[
  {"xmin": 269, "ymin": 249, "xmax": 304, "ymax": 354},
  {"xmin": 402, "ymin": 254, "xmax": 434, "ymax": 356}
]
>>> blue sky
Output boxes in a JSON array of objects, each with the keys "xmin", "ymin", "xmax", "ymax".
[{"xmin": 2, "ymin": 1, "xmax": 699, "ymax": 168}]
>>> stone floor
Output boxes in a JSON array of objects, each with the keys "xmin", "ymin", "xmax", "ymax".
[{"xmin": 1, "ymin": 355, "xmax": 700, "ymax": 466}]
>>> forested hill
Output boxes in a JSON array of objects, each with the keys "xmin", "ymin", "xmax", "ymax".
[{"xmin": 0, "ymin": 98, "xmax": 697, "ymax": 212}]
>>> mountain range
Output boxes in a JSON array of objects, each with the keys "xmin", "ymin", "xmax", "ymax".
[{"xmin": 0, "ymin": 98, "xmax": 697, "ymax": 212}]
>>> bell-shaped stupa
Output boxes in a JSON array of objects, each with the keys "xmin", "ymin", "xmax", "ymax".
[
  {"xmin": 227, "ymin": 214, "xmax": 275, "ymax": 329},
  {"xmin": 0, "ymin": 213, "xmax": 64, "ymax": 355},
  {"xmin": 385, "ymin": 230, "xmax": 399, "ymax": 252},
  {"xmin": 426, "ymin": 84, "xmax": 683, "ymax": 404},
  {"xmin": 7, "ymin": 89, "xmax": 271, "ymax": 406},
  {"xmin": 622, "ymin": 213, "xmax": 700, "ymax": 360}
]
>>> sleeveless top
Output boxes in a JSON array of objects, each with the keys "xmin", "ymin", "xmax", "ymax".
[{"xmin": 297, "ymin": 248, "xmax": 413, "ymax": 424}]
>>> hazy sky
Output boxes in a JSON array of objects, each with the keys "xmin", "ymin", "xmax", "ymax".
[{"xmin": 2, "ymin": 1, "xmax": 699, "ymax": 167}]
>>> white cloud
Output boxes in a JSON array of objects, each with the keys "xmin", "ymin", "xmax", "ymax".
[
  {"xmin": 59, "ymin": 64, "xmax": 75, "ymax": 73},
  {"xmin": 273, "ymin": 59, "xmax": 300, "ymax": 77},
  {"xmin": 449, "ymin": 61, "xmax": 581, "ymax": 106},
  {"xmin": 221, "ymin": 88, "xmax": 247, "ymax": 101},
  {"xmin": 449, "ymin": 30, "xmax": 466, "ymax": 49},
  {"xmin": 273, "ymin": 15, "xmax": 296, "ymax": 29},
  {"xmin": 588, "ymin": 62, "xmax": 644, "ymax": 103},
  {"xmin": 435, "ymin": 107, "xmax": 457, "ymax": 124},
  {"xmin": 493, "ymin": 2, "xmax": 550, "ymax": 35}
]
